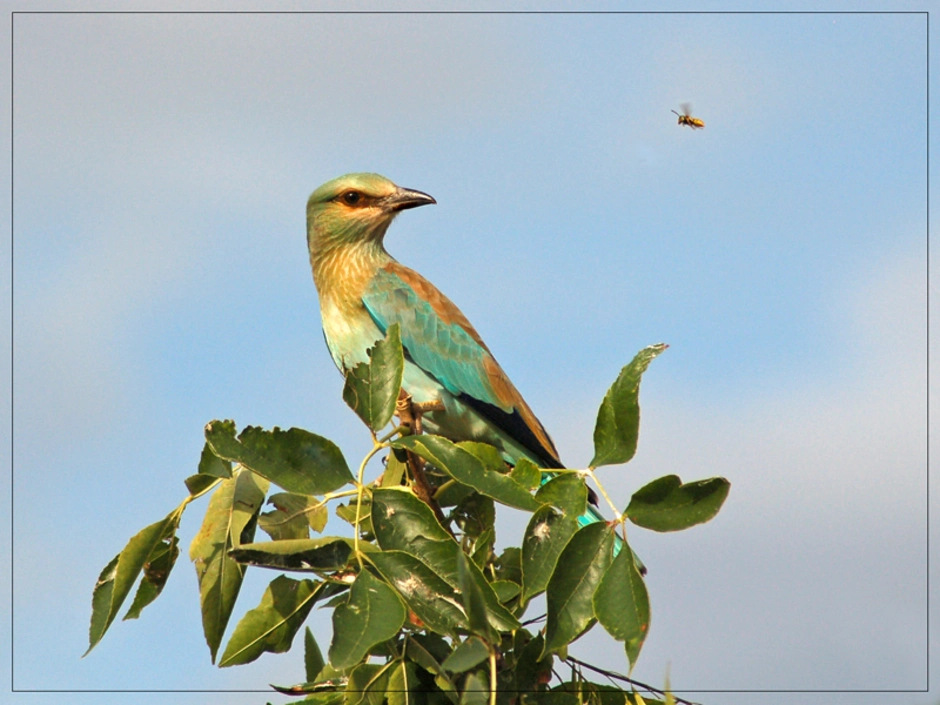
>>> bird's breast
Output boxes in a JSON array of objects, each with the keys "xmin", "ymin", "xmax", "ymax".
[{"xmin": 320, "ymin": 299, "xmax": 385, "ymax": 372}]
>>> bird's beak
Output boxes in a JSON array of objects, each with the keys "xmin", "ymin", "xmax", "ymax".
[{"xmin": 382, "ymin": 187, "xmax": 437, "ymax": 212}]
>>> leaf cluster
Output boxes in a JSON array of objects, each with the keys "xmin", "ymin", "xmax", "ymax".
[{"xmin": 86, "ymin": 327, "xmax": 728, "ymax": 704}]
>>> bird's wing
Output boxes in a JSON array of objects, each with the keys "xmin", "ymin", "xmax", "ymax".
[{"xmin": 362, "ymin": 261, "xmax": 561, "ymax": 468}]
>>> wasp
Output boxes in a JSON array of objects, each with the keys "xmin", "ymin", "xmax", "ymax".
[{"xmin": 672, "ymin": 103, "xmax": 704, "ymax": 129}]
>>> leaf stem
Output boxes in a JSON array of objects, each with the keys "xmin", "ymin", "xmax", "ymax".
[
  {"xmin": 183, "ymin": 476, "xmax": 223, "ymax": 504},
  {"xmin": 586, "ymin": 468, "xmax": 622, "ymax": 522},
  {"xmin": 262, "ymin": 488, "xmax": 360, "ymax": 529},
  {"xmin": 353, "ymin": 442, "xmax": 388, "ymax": 562},
  {"xmin": 402, "ymin": 652, "xmax": 410, "ymax": 705},
  {"xmin": 378, "ymin": 425, "xmax": 408, "ymax": 444},
  {"xmin": 489, "ymin": 648, "xmax": 497, "ymax": 705},
  {"xmin": 432, "ymin": 478, "xmax": 456, "ymax": 499},
  {"xmin": 324, "ymin": 487, "xmax": 361, "ymax": 502}
]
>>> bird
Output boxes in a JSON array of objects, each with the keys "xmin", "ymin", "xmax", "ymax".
[{"xmin": 306, "ymin": 173, "xmax": 606, "ymax": 528}]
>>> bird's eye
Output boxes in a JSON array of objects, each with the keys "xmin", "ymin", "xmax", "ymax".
[{"xmin": 342, "ymin": 191, "xmax": 361, "ymax": 205}]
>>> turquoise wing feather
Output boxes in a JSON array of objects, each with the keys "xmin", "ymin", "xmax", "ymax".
[{"xmin": 362, "ymin": 266, "xmax": 509, "ymax": 411}]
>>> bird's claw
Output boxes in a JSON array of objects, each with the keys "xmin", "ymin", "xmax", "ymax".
[
  {"xmin": 395, "ymin": 391, "xmax": 443, "ymax": 436},
  {"xmin": 394, "ymin": 390, "xmax": 452, "ymax": 532}
]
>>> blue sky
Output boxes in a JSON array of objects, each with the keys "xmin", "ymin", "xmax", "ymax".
[{"xmin": 2, "ymin": 5, "xmax": 932, "ymax": 705}]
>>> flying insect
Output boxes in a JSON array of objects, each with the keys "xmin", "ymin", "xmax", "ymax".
[{"xmin": 672, "ymin": 103, "xmax": 705, "ymax": 129}]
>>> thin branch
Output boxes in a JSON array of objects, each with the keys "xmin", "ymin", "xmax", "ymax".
[
  {"xmin": 520, "ymin": 613, "xmax": 546, "ymax": 627},
  {"xmin": 564, "ymin": 656, "xmax": 701, "ymax": 705}
]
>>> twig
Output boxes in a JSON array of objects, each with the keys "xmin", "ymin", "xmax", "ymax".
[
  {"xmin": 520, "ymin": 614, "xmax": 546, "ymax": 627},
  {"xmin": 565, "ymin": 656, "xmax": 701, "ymax": 705}
]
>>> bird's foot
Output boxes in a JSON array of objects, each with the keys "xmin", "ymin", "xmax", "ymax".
[
  {"xmin": 395, "ymin": 390, "xmax": 444, "ymax": 436},
  {"xmin": 394, "ymin": 390, "xmax": 452, "ymax": 533},
  {"xmin": 395, "ymin": 390, "xmax": 416, "ymax": 430}
]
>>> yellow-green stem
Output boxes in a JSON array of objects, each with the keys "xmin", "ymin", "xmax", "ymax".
[
  {"xmin": 432, "ymin": 478, "xmax": 456, "ymax": 500},
  {"xmin": 177, "ymin": 476, "xmax": 223, "ymax": 515},
  {"xmin": 323, "ymin": 487, "xmax": 360, "ymax": 503},
  {"xmin": 587, "ymin": 467, "xmax": 622, "ymax": 521},
  {"xmin": 403, "ymin": 652, "xmax": 410, "ymax": 705},
  {"xmin": 353, "ymin": 442, "xmax": 388, "ymax": 561},
  {"xmin": 378, "ymin": 424, "xmax": 408, "ymax": 444},
  {"xmin": 489, "ymin": 648, "xmax": 497, "ymax": 705},
  {"xmin": 261, "ymin": 487, "xmax": 361, "ymax": 530}
]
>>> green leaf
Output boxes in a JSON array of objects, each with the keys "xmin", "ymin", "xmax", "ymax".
[
  {"xmin": 124, "ymin": 535, "xmax": 179, "ymax": 620},
  {"xmin": 329, "ymin": 570, "xmax": 406, "ymax": 670},
  {"xmin": 435, "ymin": 478, "xmax": 475, "ymax": 508},
  {"xmin": 543, "ymin": 523, "xmax": 616, "ymax": 655},
  {"xmin": 469, "ymin": 527, "xmax": 494, "ymax": 569},
  {"xmin": 372, "ymin": 489, "xmax": 517, "ymax": 633},
  {"xmin": 305, "ymin": 627, "xmax": 326, "ymax": 682},
  {"xmin": 551, "ymin": 681, "xmax": 636, "ymax": 705},
  {"xmin": 347, "ymin": 662, "xmax": 392, "ymax": 705},
  {"xmin": 457, "ymin": 441, "xmax": 508, "ymax": 472},
  {"xmin": 198, "ymin": 441, "xmax": 233, "ymax": 478},
  {"xmin": 442, "ymin": 636, "xmax": 489, "ymax": 673},
  {"xmin": 189, "ymin": 468, "xmax": 268, "ymax": 663},
  {"xmin": 336, "ymin": 497, "xmax": 374, "ymax": 538},
  {"xmin": 408, "ymin": 540, "xmax": 519, "ymax": 633},
  {"xmin": 87, "ymin": 554, "xmax": 119, "ymax": 655},
  {"xmin": 371, "ymin": 488, "xmax": 452, "ymax": 545},
  {"xmin": 535, "ymin": 474, "xmax": 588, "ymax": 517},
  {"xmin": 367, "ymin": 550, "xmax": 467, "ymax": 636},
  {"xmin": 510, "ymin": 457, "xmax": 543, "ymax": 490},
  {"xmin": 380, "ymin": 449, "xmax": 408, "ymax": 488},
  {"xmin": 270, "ymin": 668, "xmax": 349, "ymax": 696},
  {"xmin": 460, "ymin": 671, "xmax": 489, "ymax": 705},
  {"xmin": 342, "ymin": 323, "xmax": 404, "ymax": 432},
  {"xmin": 593, "ymin": 540, "xmax": 650, "ymax": 669},
  {"xmin": 259, "ymin": 492, "xmax": 328, "ymax": 541},
  {"xmin": 495, "ymin": 547, "xmax": 522, "ymax": 585},
  {"xmin": 86, "ymin": 509, "xmax": 181, "ymax": 655},
  {"xmin": 387, "ymin": 661, "xmax": 421, "ymax": 705},
  {"xmin": 393, "ymin": 435, "xmax": 539, "ymax": 511},
  {"xmin": 219, "ymin": 575, "xmax": 321, "ymax": 667},
  {"xmin": 205, "ymin": 420, "xmax": 353, "ymax": 496},
  {"xmin": 521, "ymin": 505, "xmax": 580, "ymax": 604},
  {"xmin": 512, "ymin": 632, "xmax": 553, "ymax": 695},
  {"xmin": 184, "ymin": 473, "xmax": 219, "ymax": 496},
  {"xmin": 405, "ymin": 635, "xmax": 458, "ymax": 698},
  {"xmin": 457, "ymin": 549, "xmax": 493, "ymax": 641},
  {"xmin": 291, "ymin": 694, "xmax": 347, "ymax": 705},
  {"xmin": 590, "ymin": 344, "xmax": 667, "ymax": 468},
  {"xmin": 490, "ymin": 580, "xmax": 520, "ymax": 604},
  {"xmin": 452, "ymin": 493, "xmax": 495, "ymax": 540},
  {"xmin": 230, "ymin": 537, "xmax": 353, "ymax": 572},
  {"xmin": 626, "ymin": 475, "xmax": 730, "ymax": 532}
]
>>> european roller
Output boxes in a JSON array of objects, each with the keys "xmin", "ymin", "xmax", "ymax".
[{"xmin": 306, "ymin": 173, "xmax": 607, "ymax": 528}]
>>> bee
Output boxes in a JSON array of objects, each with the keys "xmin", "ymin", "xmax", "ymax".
[{"xmin": 672, "ymin": 103, "xmax": 705, "ymax": 129}]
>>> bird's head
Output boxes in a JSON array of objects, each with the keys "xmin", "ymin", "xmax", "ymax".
[{"xmin": 306, "ymin": 173, "xmax": 436, "ymax": 256}]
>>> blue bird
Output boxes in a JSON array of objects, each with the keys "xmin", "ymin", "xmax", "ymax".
[{"xmin": 307, "ymin": 173, "xmax": 606, "ymax": 528}]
